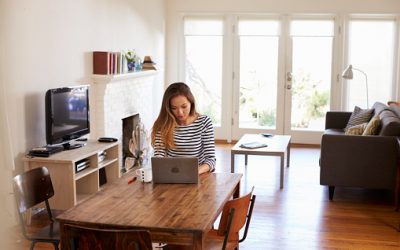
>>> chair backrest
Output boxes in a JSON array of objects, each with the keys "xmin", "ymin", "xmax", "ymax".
[
  {"xmin": 217, "ymin": 187, "xmax": 256, "ymax": 242},
  {"xmin": 64, "ymin": 224, "xmax": 153, "ymax": 250},
  {"xmin": 13, "ymin": 166, "xmax": 55, "ymax": 213}
]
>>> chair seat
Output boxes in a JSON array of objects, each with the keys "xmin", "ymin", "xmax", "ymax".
[
  {"xmin": 204, "ymin": 229, "xmax": 238, "ymax": 250},
  {"xmin": 29, "ymin": 221, "xmax": 60, "ymax": 242}
]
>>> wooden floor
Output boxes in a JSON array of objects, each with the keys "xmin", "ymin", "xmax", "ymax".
[{"xmin": 11, "ymin": 144, "xmax": 400, "ymax": 249}]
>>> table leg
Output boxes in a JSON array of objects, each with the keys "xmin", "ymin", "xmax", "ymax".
[
  {"xmin": 231, "ymin": 152, "xmax": 235, "ymax": 173},
  {"xmin": 396, "ymin": 162, "xmax": 400, "ymax": 211},
  {"xmin": 59, "ymin": 221, "xmax": 67, "ymax": 249},
  {"xmin": 192, "ymin": 231, "xmax": 204, "ymax": 250},
  {"xmin": 245, "ymin": 154, "xmax": 248, "ymax": 166},
  {"xmin": 287, "ymin": 143, "xmax": 291, "ymax": 168},
  {"xmin": 280, "ymin": 155, "xmax": 284, "ymax": 189},
  {"xmin": 233, "ymin": 180, "xmax": 240, "ymax": 199}
]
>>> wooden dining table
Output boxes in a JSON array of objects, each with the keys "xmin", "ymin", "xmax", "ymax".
[{"xmin": 57, "ymin": 171, "xmax": 242, "ymax": 249}]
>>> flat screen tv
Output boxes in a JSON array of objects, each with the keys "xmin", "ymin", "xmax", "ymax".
[{"xmin": 45, "ymin": 85, "xmax": 90, "ymax": 149}]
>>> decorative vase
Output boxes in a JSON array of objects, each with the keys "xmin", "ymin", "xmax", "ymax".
[{"xmin": 127, "ymin": 61, "xmax": 135, "ymax": 72}]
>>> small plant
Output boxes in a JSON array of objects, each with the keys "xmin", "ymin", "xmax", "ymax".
[
  {"xmin": 125, "ymin": 50, "xmax": 137, "ymax": 71},
  {"xmin": 125, "ymin": 50, "xmax": 137, "ymax": 62}
]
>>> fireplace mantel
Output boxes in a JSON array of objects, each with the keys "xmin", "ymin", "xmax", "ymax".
[
  {"xmin": 90, "ymin": 69, "xmax": 157, "ymax": 142},
  {"xmin": 92, "ymin": 69, "xmax": 157, "ymax": 84},
  {"xmin": 90, "ymin": 69, "xmax": 159, "ymax": 170}
]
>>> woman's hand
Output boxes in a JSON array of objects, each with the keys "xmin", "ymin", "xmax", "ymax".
[{"xmin": 198, "ymin": 163, "xmax": 211, "ymax": 175}]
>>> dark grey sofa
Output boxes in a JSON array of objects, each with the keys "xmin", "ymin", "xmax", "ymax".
[{"xmin": 320, "ymin": 102, "xmax": 400, "ymax": 200}]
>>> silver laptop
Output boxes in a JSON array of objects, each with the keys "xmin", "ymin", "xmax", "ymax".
[{"xmin": 151, "ymin": 157, "xmax": 199, "ymax": 184}]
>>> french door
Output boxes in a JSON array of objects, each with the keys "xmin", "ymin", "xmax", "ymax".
[
  {"xmin": 183, "ymin": 15, "xmax": 336, "ymax": 143},
  {"xmin": 283, "ymin": 17, "xmax": 335, "ymax": 143},
  {"xmin": 232, "ymin": 16, "xmax": 336, "ymax": 143}
]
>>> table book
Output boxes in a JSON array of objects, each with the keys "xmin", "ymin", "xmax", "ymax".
[{"xmin": 239, "ymin": 142, "xmax": 268, "ymax": 149}]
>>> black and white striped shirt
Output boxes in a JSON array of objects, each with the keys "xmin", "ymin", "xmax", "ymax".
[{"xmin": 154, "ymin": 115, "xmax": 216, "ymax": 171}]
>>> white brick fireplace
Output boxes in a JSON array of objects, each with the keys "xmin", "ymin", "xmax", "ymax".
[{"xmin": 90, "ymin": 70, "xmax": 158, "ymax": 144}]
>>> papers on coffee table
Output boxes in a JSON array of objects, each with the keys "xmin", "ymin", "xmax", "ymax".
[{"xmin": 239, "ymin": 141, "xmax": 268, "ymax": 149}]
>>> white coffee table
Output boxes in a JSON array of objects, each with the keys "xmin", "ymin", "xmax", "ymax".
[{"xmin": 231, "ymin": 134, "xmax": 291, "ymax": 188}]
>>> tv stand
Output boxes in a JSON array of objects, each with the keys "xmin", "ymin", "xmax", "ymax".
[
  {"xmin": 23, "ymin": 140, "xmax": 120, "ymax": 210},
  {"xmin": 63, "ymin": 142, "xmax": 86, "ymax": 150}
]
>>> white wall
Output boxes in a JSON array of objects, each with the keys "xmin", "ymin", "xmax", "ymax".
[
  {"xmin": 0, "ymin": 0, "xmax": 165, "ymax": 244},
  {"xmin": 165, "ymin": 0, "xmax": 400, "ymax": 83}
]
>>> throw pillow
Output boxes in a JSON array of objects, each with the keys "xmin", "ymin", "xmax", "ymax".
[
  {"xmin": 345, "ymin": 123, "xmax": 368, "ymax": 135},
  {"xmin": 345, "ymin": 106, "xmax": 374, "ymax": 131},
  {"xmin": 362, "ymin": 116, "xmax": 381, "ymax": 135}
]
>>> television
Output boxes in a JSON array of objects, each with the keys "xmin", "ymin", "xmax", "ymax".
[{"xmin": 45, "ymin": 85, "xmax": 90, "ymax": 149}]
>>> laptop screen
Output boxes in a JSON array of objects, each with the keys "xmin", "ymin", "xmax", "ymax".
[{"xmin": 151, "ymin": 157, "xmax": 199, "ymax": 184}]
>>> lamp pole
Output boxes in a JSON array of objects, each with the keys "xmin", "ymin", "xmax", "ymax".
[
  {"xmin": 352, "ymin": 67, "xmax": 369, "ymax": 108},
  {"xmin": 342, "ymin": 64, "xmax": 369, "ymax": 108}
]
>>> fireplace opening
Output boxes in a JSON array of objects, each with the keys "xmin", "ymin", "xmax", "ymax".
[{"xmin": 122, "ymin": 114, "xmax": 140, "ymax": 172}]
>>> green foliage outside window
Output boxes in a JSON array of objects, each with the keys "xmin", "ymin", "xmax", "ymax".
[
  {"xmin": 258, "ymin": 109, "xmax": 276, "ymax": 127},
  {"xmin": 292, "ymin": 70, "xmax": 329, "ymax": 128}
]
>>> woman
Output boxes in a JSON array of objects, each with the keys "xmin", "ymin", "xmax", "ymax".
[{"xmin": 151, "ymin": 82, "xmax": 216, "ymax": 174}]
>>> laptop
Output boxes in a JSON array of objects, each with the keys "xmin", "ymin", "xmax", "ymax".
[{"xmin": 151, "ymin": 157, "xmax": 199, "ymax": 184}]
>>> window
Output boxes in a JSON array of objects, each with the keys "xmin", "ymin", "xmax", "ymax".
[
  {"xmin": 184, "ymin": 17, "xmax": 224, "ymax": 126},
  {"xmin": 237, "ymin": 18, "xmax": 280, "ymax": 129},
  {"xmin": 345, "ymin": 17, "xmax": 396, "ymax": 109},
  {"xmin": 289, "ymin": 19, "xmax": 334, "ymax": 130}
]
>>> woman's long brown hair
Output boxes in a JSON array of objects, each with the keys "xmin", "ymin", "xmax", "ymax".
[{"xmin": 151, "ymin": 82, "xmax": 197, "ymax": 149}]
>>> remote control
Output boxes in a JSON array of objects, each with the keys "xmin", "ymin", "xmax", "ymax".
[
  {"xmin": 76, "ymin": 138, "xmax": 88, "ymax": 142},
  {"xmin": 98, "ymin": 137, "xmax": 118, "ymax": 142}
]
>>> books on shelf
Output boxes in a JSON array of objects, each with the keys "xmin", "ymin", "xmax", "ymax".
[
  {"xmin": 93, "ymin": 51, "xmax": 125, "ymax": 75},
  {"xmin": 93, "ymin": 51, "xmax": 109, "ymax": 75},
  {"xmin": 93, "ymin": 51, "xmax": 156, "ymax": 75}
]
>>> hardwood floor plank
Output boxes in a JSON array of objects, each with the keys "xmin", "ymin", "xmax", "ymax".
[{"xmin": 10, "ymin": 144, "xmax": 400, "ymax": 249}]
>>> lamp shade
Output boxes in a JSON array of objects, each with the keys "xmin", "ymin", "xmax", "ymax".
[
  {"xmin": 342, "ymin": 64, "xmax": 353, "ymax": 79},
  {"xmin": 341, "ymin": 64, "xmax": 369, "ymax": 108}
]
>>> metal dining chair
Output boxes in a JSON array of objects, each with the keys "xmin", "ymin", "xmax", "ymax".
[{"xmin": 12, "ymin": 166, "xmax": 60, "ymax": 250}]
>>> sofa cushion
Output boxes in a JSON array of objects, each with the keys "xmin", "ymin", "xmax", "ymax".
[
  {"xmin": 375, "ymin": 106, "xmax": 400, "ymax": 136},
  {"xmin": 362, "ymin": 116, "xmax": 381, "ymax": 135},
  {"xmin": 345, "ymin": 106, "xmax": 374, "ymax": 131},
  {"xmin": 372, "ymin": 102, "xmax": 389, "ymax": 116},
  {"xmin": 345, "ymin": 123, "xmax": 367, "ymax": 135},
  {"xmin": 389, "ymin": 103, "xmax": 400, "ymax": 117}
]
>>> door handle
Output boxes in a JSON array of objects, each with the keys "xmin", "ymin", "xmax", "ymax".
[
  {"xmin": 286, "ymin": 72, "xmax": 292, "ymax": 90},
  {"xmin": 286, "ymin": 72, "xmax": 292, "ymax": 81}
]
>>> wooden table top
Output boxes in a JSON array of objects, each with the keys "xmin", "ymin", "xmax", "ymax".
[{"xmin": 57, "ymin": 172, "xmax": 242, "ymax": 234}]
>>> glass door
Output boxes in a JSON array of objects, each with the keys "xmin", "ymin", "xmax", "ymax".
[
  {"xmin": 231, "ymin": 17, "xmax": 283, "ymax": 139},
  {"xmin": 183, "ymin": 17, "xmax": 227, "ymax": 139},
  {"xmin": 182, "ymin": 15, "xmax": 337, "ymax": 143},
  {"xmin": 284, "ymin": 18, "xmax": 335, "ymax": 143},
  {"xmin": 232, "ymin": 16, "xmax": 335, "ymax": 143}
]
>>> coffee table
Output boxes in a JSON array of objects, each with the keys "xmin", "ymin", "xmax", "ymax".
[{"xmin": 231, "ymin": 134, "xmax": 291, "ymax": 188}]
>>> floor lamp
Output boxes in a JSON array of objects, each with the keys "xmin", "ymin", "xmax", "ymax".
[{"xmin": 342, "ymin": 64, "xmax": 369, "ymax": 108}]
